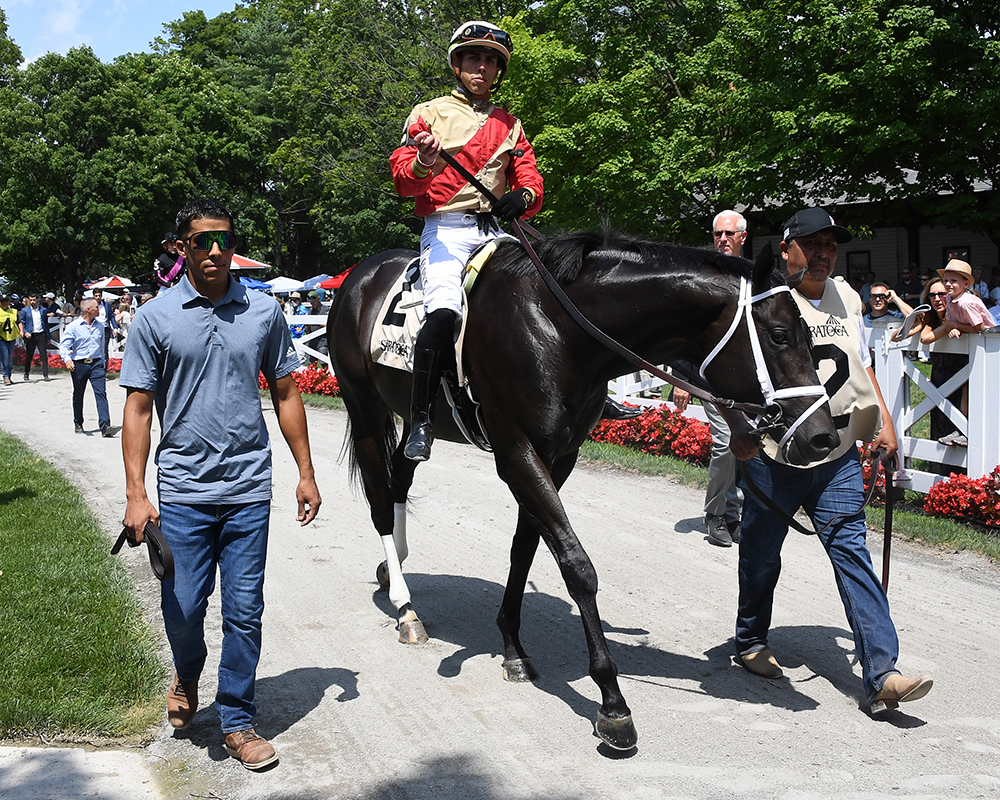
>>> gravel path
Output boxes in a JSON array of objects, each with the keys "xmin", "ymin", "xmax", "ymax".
[{"xmin": 2, "ymin": 373, "xmax": 999, "ymax": 799}]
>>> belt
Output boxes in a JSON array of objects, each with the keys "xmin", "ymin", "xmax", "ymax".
[
  {"xmin": 76, "ymin": 358, "xmax": 99, "ymax": 364},
  {"xmin": 111, "ymin": 521, "xmax": 175, "ymax": 581}
]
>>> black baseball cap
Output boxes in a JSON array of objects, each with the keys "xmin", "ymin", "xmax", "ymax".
[{"xmin": 782, "ymin": 208, "xmax": 852, "ymax": 244}]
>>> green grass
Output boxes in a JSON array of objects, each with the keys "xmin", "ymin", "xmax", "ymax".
[{"xmin": 0, "ymin": 431, "xmax": 164, "ymax": 741}]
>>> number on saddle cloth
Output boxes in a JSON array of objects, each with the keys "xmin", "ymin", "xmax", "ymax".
[{"xmin": 371, "ymin": 239, "xmax": 512, "ymax": 374}]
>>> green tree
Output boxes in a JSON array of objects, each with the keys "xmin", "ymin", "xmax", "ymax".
[{"xmin": 0, "ymin": 48, "xmax": 250, "ymax": 292}]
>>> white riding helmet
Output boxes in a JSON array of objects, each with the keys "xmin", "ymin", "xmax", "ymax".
[{"xmin": 447, "ymin": 21, "xmax": 513, "ymax": 88}]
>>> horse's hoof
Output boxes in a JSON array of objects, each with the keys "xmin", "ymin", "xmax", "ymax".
[
  {"xmin": 502, "ymin": 657, "xmax": 539, "ymax": 683},
  {"xmin": 376, "ymin": 560, "xmax": 389, "ymax": 589},
  {"xmin": 595, "ymin": 712, "xmax": 637, "ymax": 751},
  {"xmin": 397, "ymin": 608, "xmax": 428, "ymax": 644},
  {"xmin": 398, "ymin": 619, "xmax": 428, "ymax": 644}
]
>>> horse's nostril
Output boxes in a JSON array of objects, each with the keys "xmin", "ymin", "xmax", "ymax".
[{"xmin": 811, "ymin": 432, "xmax": 840, "ymax": 453}]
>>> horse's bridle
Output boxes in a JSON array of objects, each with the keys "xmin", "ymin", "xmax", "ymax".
[{"xmin": 699, "ymin": 277, "xmax": 829, "ymax": 461}]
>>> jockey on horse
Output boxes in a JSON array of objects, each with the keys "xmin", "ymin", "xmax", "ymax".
[{"xmin": 390, "ymin": 20, "xmax": 639, "ymax": 463}]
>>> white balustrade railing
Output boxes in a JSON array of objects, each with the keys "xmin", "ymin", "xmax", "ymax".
[{"xmin": 607, "ymin": 324, "xmax": 1000, "ymax": 493}]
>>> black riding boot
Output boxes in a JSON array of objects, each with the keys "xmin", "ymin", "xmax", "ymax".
[
  {"xmin": 602, "ymin": 396, "xmax": 643, "ymax": 420},
  {"xmin": 404, "ymin": 346, "xmax": 446, "ymax": 461}
]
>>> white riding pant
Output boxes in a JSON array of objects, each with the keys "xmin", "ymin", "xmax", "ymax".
[{"xmin": 419, "ymin": 212, "xmax": 496, "ymax": 316}]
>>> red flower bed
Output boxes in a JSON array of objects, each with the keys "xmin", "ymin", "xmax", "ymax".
[
  {"xmin": 258, "ymin": 362, "xmax": 340, "ymax": 397},
  {"xmin": 14, "ymin": 347, "xmax": 121, "ymax": 373},
  {"xmin": 589, "ymin": 404, "xmax": 712, "ymax": 466},
  {"xmin": 924, "ymin": 467, "xmax": 1000, "ymax": 528}
]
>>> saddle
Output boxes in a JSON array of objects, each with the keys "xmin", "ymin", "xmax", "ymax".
[{"xmin": 370, "ymin": 242, "xmax": 509, "ymax": 452}]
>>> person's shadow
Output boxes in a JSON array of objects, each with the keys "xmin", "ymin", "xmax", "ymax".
[{"xmin": 173, "ymin": 666, "xmax": 359, "ymax": 763}]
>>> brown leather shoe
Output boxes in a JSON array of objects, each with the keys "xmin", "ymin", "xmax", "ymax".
[
  {"xmin": 225, "ymin": 728, "xmax": 278, "ymax": 770},
  {"xmin": 166, "ymin": 673, "xmax": 199, "ymax": 729},
  {"xmin": 870, "ymin": 673, "xmax": 933, "ymax": 714},
  {"xmin": 739, "ymin": 647, "xmax": 784, "ymax": 679}
]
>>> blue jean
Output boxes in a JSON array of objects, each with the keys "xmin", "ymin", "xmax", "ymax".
[
  {"xmin": 159, "ymin": 501, "xmax": 271, "ymax": 733},
  {"xmin": 0, "ymin": 339, "xmax": 13, "ymax": 379},
  {"xmin": 735, "ymin": 448, "xmax": 899, "ymax": 703}
]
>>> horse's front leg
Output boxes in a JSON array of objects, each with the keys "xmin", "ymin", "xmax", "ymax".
[
  {"xmin": 498, "ymin": 442, "xmax": 637, "ymax": 751},
  {"xmin": 381, "ymin": 436, "xmax": 426, "ymax": 644},
  {"xmin": 497, "ymin": 451, "xmax": 577, "ymax": 683},
  {"xmin": 497, "ymin": 508, "xmax": 541, "ymax": 682}
]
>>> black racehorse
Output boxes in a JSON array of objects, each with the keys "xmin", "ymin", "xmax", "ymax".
[{"xmin": 328, "ymin": 230, "xmax": 839, "ymax": 751}]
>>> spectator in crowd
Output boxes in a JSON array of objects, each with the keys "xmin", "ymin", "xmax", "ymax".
[
  {"xmin": 859, "ymin": 271, "xmax": 876, "ymax": 308},
  {"xmin": 17, "ymin": 292, "xmax": 50, "ymax": 381},
  {"xmin": 862, "ymin": 282, "xmax": 913, "ymax": 328},
  {"xmin": 42, "ymin": 292, "xmax": 64, "ymax": 345},
  {"xmin": 115, "ymin": 299, "xmax": 133, "ymax": 346},
  {"xmin": 929, "ymin": 259, "xmax": 996, "ymax": 446},
  {"xmin": 971, "ymin": 266, "xmax": 989, "ymax": 299},
  {"xmin": 687, "ymin": 209, "xmax": 748, "ymax": 547},
  {"xmin": 90, "ymin": 287, "xmax": 119, "ymax": 363},
  {"xmin": 894, "ymin": 264, "xmax": 922, "ymax": 304},
  {"xmin": 892, "ymin": 278, "xmax": 966, "ymax": 450},
  {"xmin": 59, "ymin": 297, "xmax": 114, "ymax": 436},
  {"xmin": 121, "ymin": 198, "xmax": 321, "ymax": 771},
  {"xmin": 728, "ymin": 207, "xmax": 932, "ymax": 716},
  {"xmin": 155, "ymin": 233, "xmax": 185, "ymax": 290},
  {"xmin": 0, "ymin": 293, "xmax": 18, "ymax": 385}
]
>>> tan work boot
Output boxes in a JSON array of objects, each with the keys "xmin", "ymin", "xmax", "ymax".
[
  {"xmin": 870, "ymin": 673, "xmax": 933, "ymax": 714},
  {"xmin": 739, "ymin": 647, "xmax": 784, "ymax": 679},
  {"xmin": 166, "ymin": 673, "xmax": 199, "ymax": 729},
  {"xmin": 225, "ymin": 728, "xmax": 278, "ymax": 770}
]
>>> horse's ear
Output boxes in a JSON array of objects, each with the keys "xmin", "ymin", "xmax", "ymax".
[{"xmin": 752, "ymin": 241, "xmax": 775, "ymax": 294}]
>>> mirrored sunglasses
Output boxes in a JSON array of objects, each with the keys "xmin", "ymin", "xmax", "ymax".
[
  {"xmin": 458, "ymin": 24, "xmax": 513, "ymax": 53},
  {"xmin": 185, "ymin": 230, "xmax": 237, "ymax": 252}
]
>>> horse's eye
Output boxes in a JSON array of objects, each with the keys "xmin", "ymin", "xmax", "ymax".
[{"xmin": 770, "ymin": 328, "xmax": 789, "ymax": 345}]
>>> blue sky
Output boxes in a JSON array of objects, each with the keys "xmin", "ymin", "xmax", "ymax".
[{"xmin": 3, "ymin": 1, "xmax": 240, "ymax": 64}]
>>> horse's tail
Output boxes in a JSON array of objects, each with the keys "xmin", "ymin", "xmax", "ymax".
[{"xmin": 341, "ymin": 406, "xmax": 400, "ymax": 503}]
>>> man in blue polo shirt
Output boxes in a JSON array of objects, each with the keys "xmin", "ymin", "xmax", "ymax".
[{"xmin": 120, "ymin": 198, "xmax": 322, "ymax": 772}]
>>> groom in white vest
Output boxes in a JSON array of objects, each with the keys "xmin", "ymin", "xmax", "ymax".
[{"xmin": 729, "ymin": 207, "xmax": 933, "ymax": 716}]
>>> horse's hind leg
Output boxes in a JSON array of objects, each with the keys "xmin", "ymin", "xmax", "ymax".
[
  {"xmin": 346, "ymin": 400, "xmax": 427, "ymax": 644},
  {"xmin": 377, "ymin": 436, "xmax": 427, "ymax": 644}
]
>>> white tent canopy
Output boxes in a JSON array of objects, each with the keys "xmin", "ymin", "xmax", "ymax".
[
  {"xmin": 89, "ymin": 275, "xmax": 136, "ymax": 289},
  {"xmin": 266, "ymin": 276, "xmax": 307, "ymax": 294}
]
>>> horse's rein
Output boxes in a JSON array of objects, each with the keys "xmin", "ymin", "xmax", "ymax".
[
  {"xmin": 739, "ymin": 447, "xmax": 897, "ymax": 590},
  {"xmin": 435, "ymin": 148, "xmax": 774, "ymax": 418}
]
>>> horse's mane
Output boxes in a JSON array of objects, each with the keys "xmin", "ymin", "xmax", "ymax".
[{"xmin": 491, "ymin": 229, "xmax": 754, "ymax": 284}]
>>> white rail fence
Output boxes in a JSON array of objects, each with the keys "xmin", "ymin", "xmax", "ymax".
[
  {"xmin": 53, "ymin": 313, "xmax": 997, "ymax": 494},
  {"xmin": 610, "ymin": 322, "xmax": 1000, "ymax": 493}
]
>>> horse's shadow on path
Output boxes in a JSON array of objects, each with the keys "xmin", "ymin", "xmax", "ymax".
[{"xmin": 374, "ymin": 572, "xmax": 928, "ymax": 737}]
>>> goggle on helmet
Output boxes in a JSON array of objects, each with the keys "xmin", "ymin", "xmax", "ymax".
[{"xmin": 447, "ymin": 21, "xmax": 513, "ymax": 89}]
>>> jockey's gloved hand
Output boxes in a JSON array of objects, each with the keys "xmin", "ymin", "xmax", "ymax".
[{"xmin": 492, "ymin": 188, "xmax": 532, "ymax": 222}]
